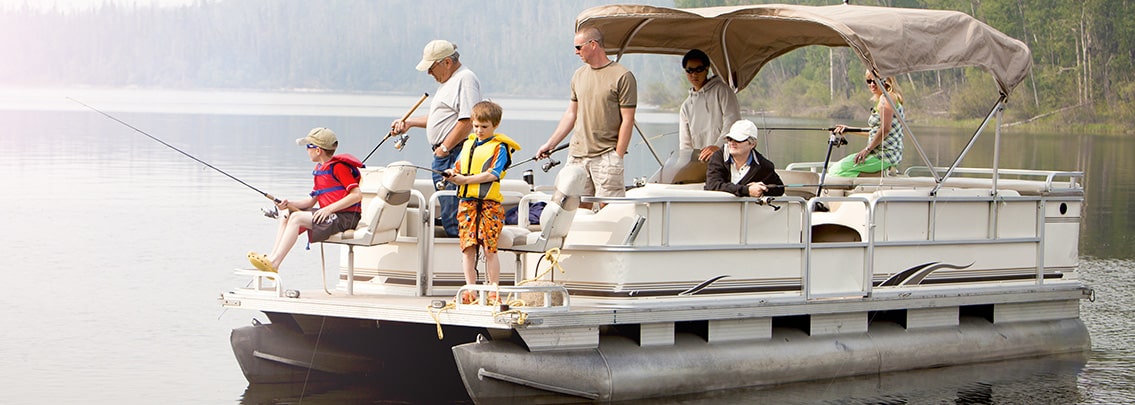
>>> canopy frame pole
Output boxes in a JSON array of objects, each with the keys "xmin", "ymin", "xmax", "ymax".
[
  {"xmin": 634, "ymin": 122, "xmax": 665, "ymax": 168},
  {"xmin": 872, "ymin": 72, "xmax": 937, "ymax": 186},
  {"xmin": 720, "ymin": 19, "xmax": 736, "ymax": 90},
  {"xmin": 993, "ymin": 101, "xmax": 1003, "ymax": 195},
  {"xmin": 612, "ymin": 18, "xmax": 654, "ymax": 63},
  {"xmin": 930, "ymin": 94, "xmax": 1007, "ymax": 195}
]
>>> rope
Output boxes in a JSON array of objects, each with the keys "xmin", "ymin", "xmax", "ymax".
[
  {"xmin": 428, "ymin": 248, "xmax": 568, "ymax": 339},
  {"xmin": 526, "ymin": 248, "xmax": 566, "ymax": 283},
  {"xmin": 427, "ymin": 302, "xmax": 457, "ymax": 340}
]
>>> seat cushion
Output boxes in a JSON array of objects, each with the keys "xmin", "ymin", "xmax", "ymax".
[{"xmin": 498, "ymin": 226, "xmax": 533, "ymax": 249}]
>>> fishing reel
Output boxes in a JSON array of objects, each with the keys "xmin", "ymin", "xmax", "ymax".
[
  {"xmin": 522, "ymin": 169, "xmax": 535, "ymax": 191},
  {"xmin": 541, "ymin": 158, "xmax": 561, "ymax": 173},
  {"xmin": 828, "ymin": 132, "xmax": 849, "ymax": 147},
  {"xmin": 261, "ymin": 206, "xmax": 279, "ymax": 219},
  {"xmin": 435, "ymin": 170, "xmax": 452, "ymax": 191},
  {"xmin": 393, "ymin": 133, "xmax": 411, "ymax": 150}
]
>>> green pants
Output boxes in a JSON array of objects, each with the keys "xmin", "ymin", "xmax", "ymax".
[{"xmin": 829, "ymin": 154, "xmax": 892, "ymax": 177}]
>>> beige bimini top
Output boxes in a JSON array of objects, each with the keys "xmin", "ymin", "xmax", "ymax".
[{"xmin": 575, "ymin": 3, "xmax": 1031, "ymax": 96}]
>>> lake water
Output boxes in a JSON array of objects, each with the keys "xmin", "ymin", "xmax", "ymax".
[{"xmin": 0, "ymin": 89, "xmax": 1131, "ymax": 404}]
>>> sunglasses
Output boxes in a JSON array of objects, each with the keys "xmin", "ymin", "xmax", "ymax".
[
  {"xmin": 306, "ymin": 143, "xmax": 320, "ymax": 149},
  {"xmin": 684, "ymin": 65, "xmax": 708, "ymax": 74},
  {"xmin": 574, "ymin": 39, "xmax": 596, "ymax": 51},
  {"xmin": 865, "ymin": 79, "xmax": 877, "ymax": 85}
]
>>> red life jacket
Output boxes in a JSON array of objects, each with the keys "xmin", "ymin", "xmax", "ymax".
[{"xmin": 310, "ymin": 154, "xmax": 363, "ymax": 212}]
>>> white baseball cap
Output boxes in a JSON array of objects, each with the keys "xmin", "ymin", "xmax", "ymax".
[{"xmin": 723, "ymin": 120, "xmax": 759, "ymax": 142}]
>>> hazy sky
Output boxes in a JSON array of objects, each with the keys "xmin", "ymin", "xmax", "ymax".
[{"xmin": 0, "ymin": 0, "xmax": 196, "ymax": 11}]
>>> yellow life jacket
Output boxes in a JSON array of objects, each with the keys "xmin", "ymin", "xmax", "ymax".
[{"xmin": 455, "ymin": 133, "xmax": 521, "ymax": 202}]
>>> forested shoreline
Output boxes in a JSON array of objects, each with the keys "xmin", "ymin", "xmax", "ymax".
[{"xmin": 2, "ymin": 0, "xmax": 1130, "ymax": 132}]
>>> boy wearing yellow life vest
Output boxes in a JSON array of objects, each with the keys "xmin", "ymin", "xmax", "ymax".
[{"xmin": 443, "ymin": 101, "xmax": 520, "ymax": 303}]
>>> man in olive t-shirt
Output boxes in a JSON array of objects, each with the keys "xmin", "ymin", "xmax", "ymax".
[{"xmin": 538, "ymin": 26, "xmax": 637, "ymax": 206}]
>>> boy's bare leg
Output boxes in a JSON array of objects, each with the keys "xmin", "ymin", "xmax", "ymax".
[
  {"xmin": 269, "ymin": 212, "xmax": 290, "ymax": 256},
  {"xmin": 269, "ymin": 211, "xmax": 313, "ymax": 270},
  {"xmin": 484, "ymin": 251, "xmax": 500, "ymax": 285},
  {"xmin": 461, "ymin": 247, "xmax": 478, "ymax": 285}
]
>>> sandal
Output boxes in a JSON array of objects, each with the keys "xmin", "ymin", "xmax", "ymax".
[
  {"xmin": 458, "ymin": 290, "xmax": 477, "ymax": 304},
  {"xmin": 247, "ymin": 252, "xmax": 278, "ymax": 273}
]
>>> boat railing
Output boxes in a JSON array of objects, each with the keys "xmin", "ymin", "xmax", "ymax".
[
  {"xmin": 805, "ymin": 196, "xmax": 873, "ymax": 300},
  {"xmin": 454, "ymin": 283, "xmax": 571, "ymax": 313},
  {"xmin": 904, "ymin": 166, "xmax": 1084, "ymax": 192},
  {"xmin": 421, "ymin": 189, "xmax": 529, "ymax": 297},
  {"xmin": 232, "ymin": 269, "xmax": 286, "ymax": 297},
  {"xmin": 576, "ymin": 187, "xmax": 1075, "ymax": 299},
  {"xmin": 339, "ymin": 179, "xmax": 1078, "ymax": 299},
  {"xmin": 580, "ymin": 193, "xmax": 807, "ymax": 249}
]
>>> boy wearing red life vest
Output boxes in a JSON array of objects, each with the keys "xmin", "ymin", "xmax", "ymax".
[
  {"xmin": 443, "ymin": 101, "xmax": 520, "ymax": 303},
  {"xmin": 248, "ymin": 127, "xmax": 363, "ymax": 273}
]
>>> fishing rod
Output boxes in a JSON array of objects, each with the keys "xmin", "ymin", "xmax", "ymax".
[
  {"xmin": 69, "ymin": 97, "xmax": 284, "ymax": 204},
  {"xmin": 393, "ymin": 164, "xmax": 455, "ymax": 190},
  {"xmin": 362, "ymin": 92, "xmax": 430, "ymax": 164},
  {"xmin": 508, "ymin": 143, "xmax": 568, "ymax": 172},
  {"xmin": 763, "ymin": 126, "xmax": 871, "ymax": 134},
  {"xmin": 766, "ymin": 183, "xmax": 855, "ymax": 189}
]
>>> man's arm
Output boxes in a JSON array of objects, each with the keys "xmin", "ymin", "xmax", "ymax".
[
  {"xmin": 436, "ymin": 118, "xmax": 472, "ymax": 158},
  {"xmin": 392, "ymin": 115, "xmax": 427, "ymax": 135},
  {"xmin": 313, "ymin": 188, "xmax": 362, "ymax": 223},
  {"xmin": 615, "ymin": 106, "xmax": 635, "ymax": 157},
  {"xmin": 703, "ymin": 151, "xmax": 745, "ymax": 197},
  {"xmin": 540, "ymin": 101, "xmax": 577, "ymax": 158}
]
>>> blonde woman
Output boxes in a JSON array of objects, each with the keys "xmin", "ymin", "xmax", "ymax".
[{"xmin": 831, "ymin": 72, "xmax": 905, "ymax": 177}]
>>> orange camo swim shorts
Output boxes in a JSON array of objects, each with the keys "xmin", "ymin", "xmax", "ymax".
[{"xmin": 457, "ymin": 199, "xmax": 504, "ymax": 252}]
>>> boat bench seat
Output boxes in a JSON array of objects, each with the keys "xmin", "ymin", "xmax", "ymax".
[
  {"xmin": 775, "ymin": 169, "xmax": 820, "ymax": 199},
  {"xmin": 322, "ymin": 162, "xmax": 416, "ymax": 294},
  {"xmin": 405, "ymin": 179, "xmax": 531, "ymax": 238},
  {"xmin": 324, "ymin": 161, "xmax": 416, "ymax": 246}
]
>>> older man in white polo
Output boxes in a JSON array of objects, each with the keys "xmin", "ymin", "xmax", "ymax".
[
  {"xmin": 704, "ymin": 120, "xmax": 784, "ymax": 197},
  {"xmin": 390, "ymin": 39, "xmax": 483, "ymax": 237}
]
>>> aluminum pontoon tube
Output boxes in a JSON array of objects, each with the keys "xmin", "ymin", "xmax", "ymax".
[{"xmin": 453, "ymin": 317, "xmax": 1089, "ymax": 403}]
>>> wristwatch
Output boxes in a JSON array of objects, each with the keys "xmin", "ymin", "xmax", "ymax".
[{"xmin": 438, "ymin": 144, "xmax": 449, "ymax": 153}]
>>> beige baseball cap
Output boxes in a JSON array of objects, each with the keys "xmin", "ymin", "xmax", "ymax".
[
  {"xmin": 296, "ymin": 127, "xmax": 338, "ymax": 150},
  {"xmin": 415, "ymin": 40, "xmax": 457, "ymax": 71}
]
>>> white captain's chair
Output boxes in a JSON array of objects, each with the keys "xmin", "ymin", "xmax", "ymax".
[
  {"xmin": 499, "ymin": 165, "xmax": 586, "ymax": 253},
  {"xmin": 323, "ymin": 161, "xmax": 416, "ymax": 295}
]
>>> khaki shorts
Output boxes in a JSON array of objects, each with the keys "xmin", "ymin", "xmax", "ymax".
[
  {"xmin": 568, "ymin": 149, "xmax": 625, "ymax": 198},
  {"xmin": 307, "ymin": 211, "xmax": 361, "ymax": 243}
]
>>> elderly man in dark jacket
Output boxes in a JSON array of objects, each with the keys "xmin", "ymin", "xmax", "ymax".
[{"xmin": 704, "ymin": 120, "xmax": 784, "ymax": 197}]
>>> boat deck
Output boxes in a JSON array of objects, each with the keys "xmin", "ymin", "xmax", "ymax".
[{"xmin": 221, "ymin": 277, "xmax": 1089, "ymax": 332}]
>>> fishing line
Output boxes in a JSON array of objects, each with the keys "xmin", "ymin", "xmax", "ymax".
[
  {"xmin": 362, "ymin": 92, "xmax": 429, "ymax": 164},
  {"xmin": 68, "ymin": 97, "xmax": 283, "ymax": 203}
]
